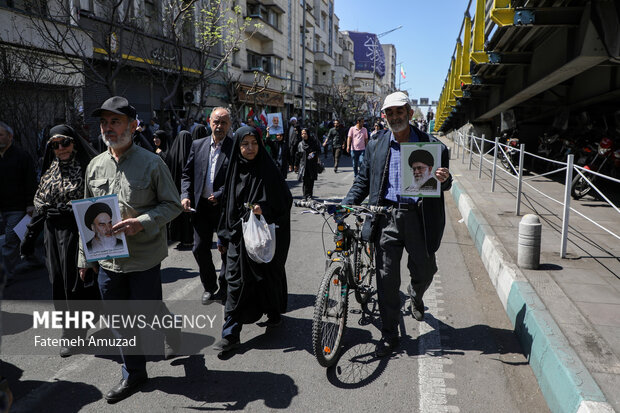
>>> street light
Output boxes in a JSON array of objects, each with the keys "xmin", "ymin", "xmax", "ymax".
[{"xmin": 370, "ymin": 25, "xmax": 402, "ymax": 119}]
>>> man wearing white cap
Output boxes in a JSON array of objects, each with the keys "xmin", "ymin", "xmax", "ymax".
[{"xmin": 342, "ymin": 91, "xmax": 452, "ymax": 357}]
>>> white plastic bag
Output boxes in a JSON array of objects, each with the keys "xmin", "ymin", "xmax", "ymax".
[{"xmin": 242, "ymin": 213, "xmax": 276, "ymax": 263}]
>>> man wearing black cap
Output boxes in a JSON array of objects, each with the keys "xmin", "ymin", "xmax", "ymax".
[
  {"xmin": 342, "ymin": 91, "xmax": 451, "ymax": 358},
  {"xmin": 84, "ymin": 202, "xmax": 123, "ymax": 252},
  {"xmin": 78, "ymin": 96, "xmax": 182, "ymax": 403},
  {"xmin": 404, "ymin": 149, "xmax": 438, "ymax": 192}
]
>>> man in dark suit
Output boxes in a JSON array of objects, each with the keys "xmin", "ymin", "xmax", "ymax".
[{"xmin": 181, "ymin": 107, "xmax": 233, "ymax": 304}]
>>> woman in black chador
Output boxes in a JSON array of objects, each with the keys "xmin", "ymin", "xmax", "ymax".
[
  {"xmin": 21, "ymin": 124, "xmax": 100, "ymax": 356},
  {"xmin": 167, "ymin": 130, "xmax": 194, "ymax": 247},
  {"xmin": 214, "ymin": 126, "xmax": 292, "ymax": 352},
  {"xmin": 296, "ymin": 127, "xmax": 320, "ymax": 200}
]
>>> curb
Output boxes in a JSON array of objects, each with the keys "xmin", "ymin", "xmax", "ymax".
[{"xmin": 450, "ymin": 180, "xmax": 615, "ymax": 413}]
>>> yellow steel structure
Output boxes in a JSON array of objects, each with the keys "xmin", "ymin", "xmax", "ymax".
[
  {"xmin": 460, "ymin": 15, "xmax": 473, "ymax": 86},
  {"xmin": 471, "ymin": 0, "xmax": 489, "ymax": 64},
  {"xmin": 448, "ymin": 57, "xmax": 457, "ymax": 106},
  {"xmin": 490, "ymin": 0, "xmax": 515, "ymax": 27},
  {"xmin": 452, "ymin": 41, "xmax": 464, "ymax": 98}
]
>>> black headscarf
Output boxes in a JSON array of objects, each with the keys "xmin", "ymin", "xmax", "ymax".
[
  {"xmin": 191, "ymin": 124, "xmax": 209, "ymax": 140},
  {"xmin": 153, "ymin": 129, "xmax": 169, "ymax": 153},
  {"xmin": 35, "ymin": 124, "xmax": 98, "ymax": 212},
  {"xmin": 41, "ymin": 125, "xmax": 97, "ymax": 175},
  {"xmin": 300, "ymin": 128, "xmax": 319, "ymax": 152},
  {"xmin": 167, "ymin": 130, "xmax": 193, "ymax": 191}
]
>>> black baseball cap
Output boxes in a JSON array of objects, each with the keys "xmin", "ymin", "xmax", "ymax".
[{"xmin": 92, "ymin": 96, "xmax": 137, "ymax": 119}]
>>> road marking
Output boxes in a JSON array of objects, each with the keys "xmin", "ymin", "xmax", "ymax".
[{"xmin": 417, "ymin": 277, "xmax": 460, "ymax": 413}]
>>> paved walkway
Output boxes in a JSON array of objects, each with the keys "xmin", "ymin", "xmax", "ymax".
[{"xmin": 439, "ymin": 134, "xmax": 620, "ymax": 413}]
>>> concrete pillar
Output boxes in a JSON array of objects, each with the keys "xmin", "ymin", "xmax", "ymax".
[{"xmin": 518, "ymin": 214, "xmax": 542, "ymax": 269}]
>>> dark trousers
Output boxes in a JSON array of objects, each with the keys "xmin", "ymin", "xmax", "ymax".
[
  {"xmin": 302, "ymin": 176, "xmax": 315, "ymax": 199},
  {"xmin": 192, "ymin": 200, "xmax": 227, "ymax": 293},
  {"xmin": 373, "ymin": 207, "xmax": 437, "ymax": 340},
  {"xmin": 98, "ymin": 264, "xmax": 163, "ymax": 380},
  {"xmin": 333, "ymin": 147, "xmax": 342, "ymax": 170}
]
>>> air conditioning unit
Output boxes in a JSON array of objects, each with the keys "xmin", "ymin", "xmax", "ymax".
[{"xmin": 183, "ymin": 88, "xmax": 202, "ymax": 105}]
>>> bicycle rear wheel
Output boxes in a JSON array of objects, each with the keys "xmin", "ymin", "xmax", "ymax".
[
  {"xmin": 354, "ymin": 241, "xmax": 375, "ymax": 306},
  {"xmin": 312, "ymin": 263, "xmax": 349, "ymax": 367}
]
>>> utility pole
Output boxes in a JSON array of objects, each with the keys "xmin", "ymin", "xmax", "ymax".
[
  {"xmin": 301, "ymin": 0, "xmax": 307, "ymax": 127},
  {"xmin": 370, "ymin": 25, "xmax": 402, "ymax": 117}
]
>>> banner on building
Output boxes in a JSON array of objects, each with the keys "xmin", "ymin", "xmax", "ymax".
[{"xmin": 348, "ymin": 31, "xmax": 385, "ymax": 77}]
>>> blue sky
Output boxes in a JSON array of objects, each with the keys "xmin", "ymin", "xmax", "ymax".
[{"xmin": 334, "ymin": 0, "xmax": 471, "ymax": 103}]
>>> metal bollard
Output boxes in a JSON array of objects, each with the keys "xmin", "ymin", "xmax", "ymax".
[{"xmin": 518, "ymin": 214, "xmax": 542, "ymax": 269}]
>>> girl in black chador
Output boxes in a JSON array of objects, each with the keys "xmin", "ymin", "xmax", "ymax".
[
  {"xmin": 21, "ymin": 124, "xmax": 100, "ymax": 357},
  {"xmin": 214, "ymin": 126, "xmax": 292, "ymax": 352}
]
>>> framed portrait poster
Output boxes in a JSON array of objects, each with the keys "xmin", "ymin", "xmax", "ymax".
[
  {"xmin": 72, "ymin": 194, "xmax": 129, "ymax": 262},
  {"xmin": 400, "ymin": 142, "xmax": 442, "ymax": 198},
  {"xmin": 267, "ymin": 113, "xmax": 284, "ymax": 135}
]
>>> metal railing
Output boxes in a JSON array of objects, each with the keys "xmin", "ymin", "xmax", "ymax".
[{"xmin": 449, "ymin": 131, "xmax": 620, "ymax": 258}]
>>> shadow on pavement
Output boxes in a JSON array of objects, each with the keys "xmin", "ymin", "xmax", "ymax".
[
  {"xmin": 2, "ymin": 361, "xmax": 102, "ymax": 413},
  {"xmin": 149, "ymin": 355, "xmax": 298, "ymax": 410}
]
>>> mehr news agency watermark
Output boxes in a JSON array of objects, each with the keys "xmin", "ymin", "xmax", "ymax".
[{"xmin": 2, "ymin": 300, "xmax": 223, "ymax": 356}]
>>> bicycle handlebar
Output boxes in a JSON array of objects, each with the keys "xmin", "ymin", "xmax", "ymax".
[{"xmin": 293, "ymin": 200, "xmax": 391, "ymax": 215}]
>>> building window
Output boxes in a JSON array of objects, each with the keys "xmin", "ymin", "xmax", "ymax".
[
  {"xmin": 287, "ymin": 0, "xmax": 292, "ymax": 57},
  {"xmin": 268, "ymin": 9, "xmax": 279, "ymax": 29},
  {"xmin": 232, "ymin": 49, "xmax": 239, "ymax": 66},
  {"xmin": 314, "ymin": 35, "xmax": 319, "ymax": 52},
  {"xmin": 286, "ymin": 72, "xmax": 294, "ymax": 92},
  {"xmin": 248, "ymin": 3, "xmax": 265, "ymax": 18},
  {"xmin": 7, "ymin": 0, "xmax": 47, "ymax": 15},
  {"xmin": 273, "ymin": 57, "xmax": 282, "ymax": 77},
  {"xmin": 248, "ymin": 51, "xmax": 264, "ymax": 71}
]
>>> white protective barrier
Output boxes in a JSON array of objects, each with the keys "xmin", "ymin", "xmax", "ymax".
[{"xmin": 449, "ymin": 131, "xmax": 619, "ymax": 258}]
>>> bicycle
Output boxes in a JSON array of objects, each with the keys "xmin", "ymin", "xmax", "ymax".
[{"xmin": 294, "ymin": 200, "xmax": 390, "ymax": 367}]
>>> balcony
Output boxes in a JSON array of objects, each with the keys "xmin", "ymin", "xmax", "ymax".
[{"xmin": 314, "ymin": 51, "xmax": 334, "ymax": 66}]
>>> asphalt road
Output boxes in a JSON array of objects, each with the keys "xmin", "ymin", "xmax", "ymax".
[{"xmin": 2, "ymin": 154, "xmax": 549, "ymax": 412}]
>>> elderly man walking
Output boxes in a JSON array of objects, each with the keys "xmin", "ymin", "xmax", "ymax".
[
  {"xmin": 78, "ymin": 96, "xmax": 182, "ymax": 403},
  {"xmin": 342, "ymin": 91, "xmax": 452, "ymax": 357},
  {"xmin": 181, "ymin": 107, "xmax": 234, "ymax": 304},
  {"xmin": 0, "ymin": 121, "xmax": 37, "ymax": 284}
]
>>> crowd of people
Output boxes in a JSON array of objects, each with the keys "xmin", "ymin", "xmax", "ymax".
[{"xmin": 0, "ymin": 92, "xmax": 450, "ymax": 405}]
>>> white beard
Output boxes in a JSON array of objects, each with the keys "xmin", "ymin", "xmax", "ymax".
[
  {"xmin": 386, "ymin": 118, "xmax": 409, "ymax": 133},
  {"xmin": 412, "ymin": 169, "xmax": 433, "ymax": 188},
  {"xmin": 102, "ymin": 128, "xmax": 132, "ymax": 148}
]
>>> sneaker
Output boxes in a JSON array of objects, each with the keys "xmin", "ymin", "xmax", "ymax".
[
  {"xmin": 375, "ymin": 337, "xmax": 399, "ymax": 357},
  {"xmin": 408, "ymin": 285, "xmax": 425, "ymax": 321},
  {"xmin": 213, "ymin": 336, "xmax": 240, "ymax": 352}
]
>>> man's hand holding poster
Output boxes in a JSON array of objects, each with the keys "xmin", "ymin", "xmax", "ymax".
[
  {"xmin": 72, "ymin": 194, "xmax": 129, "ymax": 262},
  {"xmin": 400, "ymin": 142, "xmax": 442, "ymax": 198}
]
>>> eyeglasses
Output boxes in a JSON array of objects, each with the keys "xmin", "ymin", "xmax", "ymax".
[
  {"xmin": 411, "ymin": 165, "xmax": 429, "ymax": 172},
  {"xmin": 49, "ymin": 137, "xmax": 74, "ymax": 150}
]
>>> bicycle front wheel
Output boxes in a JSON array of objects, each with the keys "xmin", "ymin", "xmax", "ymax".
[
  {"xmin": 354, "ymin": 241, "xmax": 375, "ymax": 306},
  {"xmin": 312, "ymin": 263, "xmax": 349, "ymax": 367}
]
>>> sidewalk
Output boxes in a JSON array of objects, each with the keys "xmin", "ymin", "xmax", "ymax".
[{"xmin": 438, "ymin": 135, "xmax": 620, "ymax": 413}]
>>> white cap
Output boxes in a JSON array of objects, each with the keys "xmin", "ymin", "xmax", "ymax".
[
  {"xmin": 290, "ymin": 117, "xmax": 297, "ymax": 122},
  {"xmin": 381, "ymin": 91, "xmax": 410, "ymax": 111}
]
